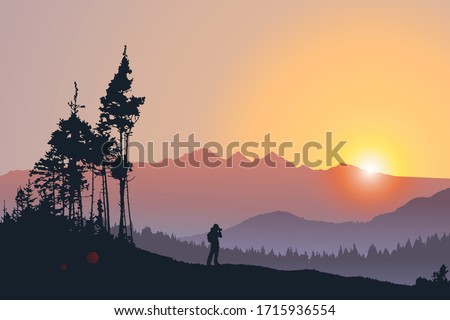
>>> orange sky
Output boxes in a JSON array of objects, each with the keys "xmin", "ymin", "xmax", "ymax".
[{"xmin": 2, "ymin": 0, "xmax": 450, "ymax": 177}]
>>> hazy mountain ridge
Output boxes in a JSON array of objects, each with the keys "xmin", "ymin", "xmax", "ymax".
[
  {"xmin": 2, "ymin": 149, "xmax": 450, "ymax": 235},
  {"xmin": 134, "ymin": 224, "xmax": 450, "ymax": 285},
  {"xmin": 184, "ymin": 188, "xmax": 450, "ymax": 254}
]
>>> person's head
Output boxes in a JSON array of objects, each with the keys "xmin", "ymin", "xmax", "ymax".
[{"xmin": 212, "ymin": 223, "xmax": 221, "ymax": 231}]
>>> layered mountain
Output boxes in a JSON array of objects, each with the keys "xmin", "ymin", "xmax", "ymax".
[
  {"xmin": 1, "ymin": 149, "xmax": 450, "ymax": 236},
  {"xmin": 184, "ymin": 188, "xmax": 450, "ymax": 254}
]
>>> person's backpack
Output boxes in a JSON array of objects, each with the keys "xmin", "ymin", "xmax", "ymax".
[{"xmin": 207, "ymin": 231, "xmax": 213, "ymax": 243}]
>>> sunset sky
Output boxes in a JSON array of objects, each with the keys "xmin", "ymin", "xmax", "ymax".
[{"xmin": 2, "ymin": 0, "xmax": 450, "ymax": 177}]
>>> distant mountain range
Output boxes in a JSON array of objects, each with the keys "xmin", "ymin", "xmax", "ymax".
[
  {"xmin": 184, "ymin": 188, "xmax": 450, "ymax": 254},
  {"xmin": 134, "ymin": 220, "xmax": 450, "ymax": 285},
  {"xmin": 1, "ymin": 149, "xmax": 450, "ymax": 235}
]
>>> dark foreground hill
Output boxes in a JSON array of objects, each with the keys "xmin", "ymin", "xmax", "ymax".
[{"xmin": 0, "ymin": 212, "xmax": 448, "ymax": 299}]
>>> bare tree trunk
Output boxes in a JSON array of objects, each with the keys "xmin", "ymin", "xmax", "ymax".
[
  {"xmin": 52, "ymin": 171, "xmax": 56, "ymax": 214},
  {"xmin": 104, "ymin": 168, "xmax": 111, "ymax": 233},
  {"xmin": 118, "ymin": 177, "xmax": 126, "ymax": 238},
  {"xmin": 101, "ymin": 170, "xmax": 107, "ymax": 229},
  {"xmin": 68, "ymin": 199, "xmax": 73, "ymax": 221},
  {"xmin": 68, "ymin": 186, "xmax": 74, "ymax": 222},
  {"xmin": 126, "ymin": 178, "xmax": 133, "ymax": 243},
  {"xmin": 118, "ymin": 132, "xmax": 126, "ymax": 240},
  {"xmin": 123, "ymin": 133, "xmax": 133, "ymax": 242},
  {"xmin": 90, "ymin": 165, "xmax": 95, "ymax": 222},
  {"xmin": 61, "ymin": 176, "xmax": 66, "ymax": 217},
  {"xmin": 78, "ymin": 186, "xmax": 84, "ymax": 227}
]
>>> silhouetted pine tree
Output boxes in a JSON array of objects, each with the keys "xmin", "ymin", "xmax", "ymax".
[
  {"xmin": 15, "ymin": 187, "xmax": 26, "ymax": 214},
  {"xmin": 30, "ymin": 148, "xmax": 64, "ymax": 214},
  {"xmin": 48, "ymin": 82, "xmax": 95, "ymax": 227},
  {"xmin": 23, "ymin": 179, "xmax": 36, "ymax": 210},
  {"xmin": 91, "ymin": 131, "xmax": 116, "ymax": 235},
  {"xmin": 96, "ymin": 80, "xmax": 119, "ymax": 235},
  {"xmin": 432, "ymin": 264, "xmax": 448, "ymax": 283},
  {"xmin": 2, "ymin": 200, "xmax": 12, "ymax": 224},
  {"xmin": 99, "ymin": 46, "xmax": 145, "ymax": 242},
  {"xmin": 96, "ymin": 199, "xmax": 104, "ymax": 227},
  {"xmin": 84, "ymin": 131, "xmax": 111, "ymax": 229}
]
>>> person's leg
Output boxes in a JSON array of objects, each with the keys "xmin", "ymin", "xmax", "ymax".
[
  {"xmin": 214, "ymin": 245, "xmax": 220, "ymax": 265},
  {"xmin": 207, "ymin": 246, "xmax": 214, "ymax": 266}
]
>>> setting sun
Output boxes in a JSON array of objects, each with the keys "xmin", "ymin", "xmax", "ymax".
[
  {"xmin": 353, "ymin": 152, "xmax": 390, "ymax": 176},
  {"xmin": 362, "ymin": 162, "xmax": 381, "ymax": 174}
]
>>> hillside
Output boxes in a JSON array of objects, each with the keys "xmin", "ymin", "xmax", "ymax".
[
  {"xmin": 0, "ymin": 210, "xmax": 445, "ymax": 299},
  {"xmin": 135, "ymin": 225, "xmax": 450, "ymax": 285}
]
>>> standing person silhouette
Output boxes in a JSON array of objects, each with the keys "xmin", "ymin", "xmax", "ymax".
[{"xmin": 207, "ymin": 224, "xmax": 222, "ymax": 266}]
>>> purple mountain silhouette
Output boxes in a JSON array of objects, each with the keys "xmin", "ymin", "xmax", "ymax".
[{"xmin": 184, "ymin": 188, "xmax": 450, "ymax": 254}]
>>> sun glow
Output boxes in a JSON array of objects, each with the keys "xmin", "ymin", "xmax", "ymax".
[
  {"xmin": 214, "ymin": 1, "xmax": 450, "ymax": 178},
  {"xmin": 355, "ymin": 153, "xmax": 389, "ymax": 176},
  {"xmin": 361, "ymin": 162, "xmax": 381, "ymax": 174}
]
